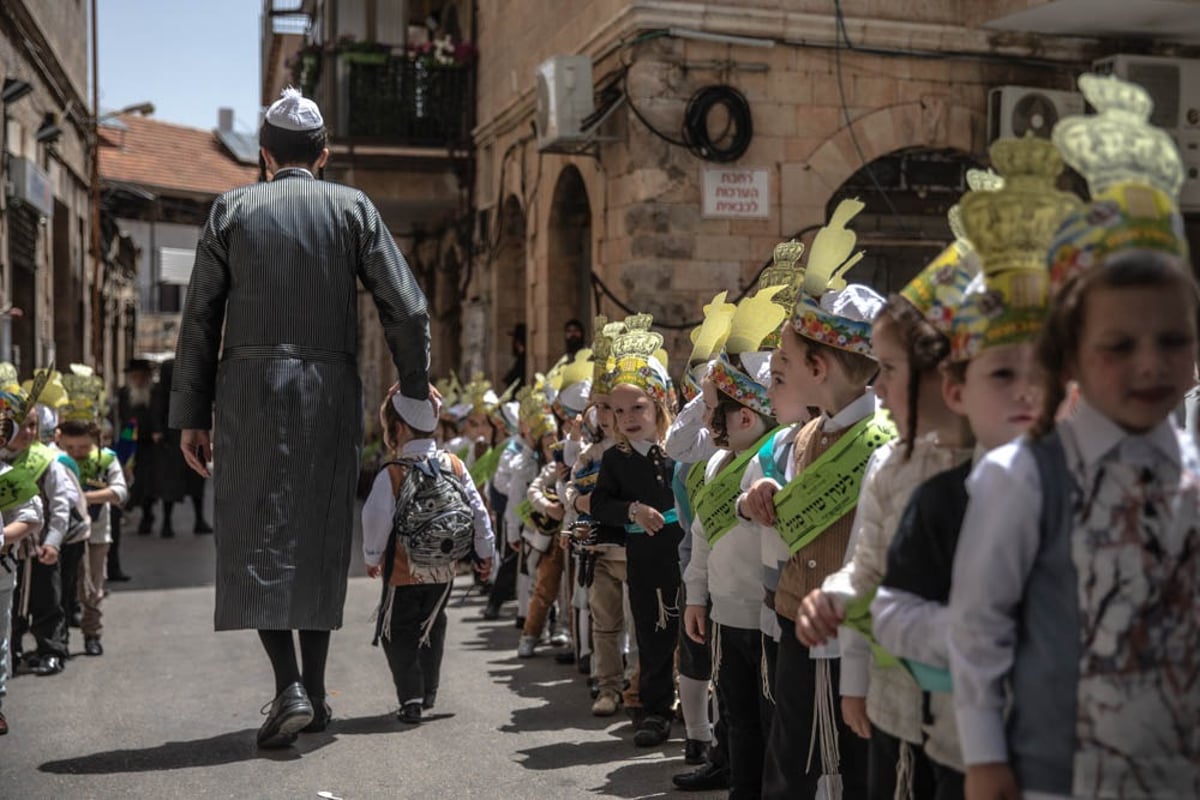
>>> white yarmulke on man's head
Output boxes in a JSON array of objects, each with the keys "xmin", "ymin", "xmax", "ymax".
[
  {"xmin": 391, "ymin": 394, "xmax": 437, "ymax": 433},
  {"xmin": 265, "ymin": 87, "xmax": 324, "ymax": 132}
]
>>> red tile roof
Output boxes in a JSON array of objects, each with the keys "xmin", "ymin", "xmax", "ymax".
[{"xmin": 99, "ymin": 115, "xmax": 258, "ymax": 197}]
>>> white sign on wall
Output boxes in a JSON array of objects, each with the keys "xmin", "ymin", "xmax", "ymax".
[{"xmin": 701, "ymin": 167, "xmax": 770, "ymax": 219}]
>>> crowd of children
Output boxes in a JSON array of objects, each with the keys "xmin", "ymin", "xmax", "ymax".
[
  {"xmin": 0, "ymin": 364, "xmax": 126, "ymax": 736},
  {"xmin": 388, "ymin": 72, "xmax": 1198, "ymax": 799}
]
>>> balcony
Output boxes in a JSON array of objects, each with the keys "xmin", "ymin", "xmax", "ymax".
[{"xmin": 339, "ymin": 54, "xmax": 473, "ymax": 147}]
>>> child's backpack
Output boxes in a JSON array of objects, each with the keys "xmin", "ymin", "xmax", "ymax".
[{"xmin": 387, "ymin": 452, "xmax": 474, "ymax": 581}]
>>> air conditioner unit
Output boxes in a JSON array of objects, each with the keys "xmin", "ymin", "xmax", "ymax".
[
  {"xmin": 534, "ymin": 55, "xmax": 595, "ymax": 151},
  {"xmin": 7, "ymin": 156, "xmax": 53, "ymax": 218},
  {"xmin": 1092, "ymin": 54, "xmax": 1200, "ymax": 211},
  {"xmin": 988, "ymin": 86, "xmax": 1085, "ymax": 143}
]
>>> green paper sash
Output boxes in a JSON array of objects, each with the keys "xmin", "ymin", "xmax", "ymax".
[
  {"xmin": 0, "ymin": 442, "xmax": 55, "ymax": 513},
  {"xmin": 80, "ymin": 447, "xmax": 116, "ymax": 489},
  {"xmin": 693, "ymin": 428, "xmax": 780, "ymax": 547},
  {"xmin": 515, "ymin": 497, "xmax": 534, "ymax": 527},
  {"xmin": 842, "ymin": 587, "xmax": 900, "ymax": 668},
  {"xmin": 468, "ymin": 445, "xmax": 502, "ymax": 488},
  {"xmin": 683, "ymin": 459, "xmax": 707, "ymax": 508},
  {"xmin": 772, "ymin": 413, "xmax": 895, "ymax": 555}
]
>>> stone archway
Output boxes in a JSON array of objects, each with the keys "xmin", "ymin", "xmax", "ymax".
[
  {"xmin": 491, "ymin": 195, "xmax": 527, "ymax": 385},
  {"xmin": 542, "ymin": 165, "xmax": 592, "ymax": 367}
]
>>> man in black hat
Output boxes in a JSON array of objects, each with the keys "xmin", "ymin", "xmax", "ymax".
[{"xmin": 117, "ymin": 359, "xmax": 160, "ymax": 539}]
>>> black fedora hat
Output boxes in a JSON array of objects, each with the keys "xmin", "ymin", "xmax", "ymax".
[{"xmin": 124, "ymin": 358, "xmax": 154, "ymax": 373}]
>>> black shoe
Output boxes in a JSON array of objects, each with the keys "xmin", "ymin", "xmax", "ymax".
[
  {"xmin": 302, "ymin": 697, "xmax": 331, "ymax": 733},
  {"xmin": 672, "ymin": 761, "xmax": 731, "ymax": 791},
  {"xmin": 633, "ymin": 714, "xmax": 671, "ymax": 747},
  {"xmin": 422, "ymin": 691, "xmax": 437, "ymax": 711},
  {"xmin": 398, "ymin": 702, "xmax": 422, "ymax": 724},
  {"xmin": 107, "ymin": 572, "xmax": 132, "ymax": 582},
  {"xmin": 69, "ymin": 611, "xmax": 82, "ymax": 629},
  {"xmin": 194, "ymin": 520, "xmax": 214, "ymax": 534},
  {"xmin": 588, "ymin": 678, "xmax": 601, "ymax": 700},
  {"xmin": 684, "ymin": 738, "xmax": 708, "ymax": 765},
  {"xmin": 33, "ymin": 655, "xmax": 65, "ymax": 676},
  {"xmin": 626, "ymin": 705, "xmax": 646, "ymax": 726},
  {"xmin": 481, "ymin": 603, "xmax": 501, "ymax": 621},
  {"xmin": 514, "ymin": 616, "xmax": 526, "ymax": 630},
  {"xmin": 577, "ymin": 654, "xmax": 591, "ymax": 675},
  {"xmin": 84, "ymin": 637, "xmax": 103, "ymax": 656},
  {"xmin": 256, "ymin": 682, "xmax": 313, "ymax": 748},
  {"xmin": 554, "ymin": 650, "xmax": 576, "ymax": 665}
]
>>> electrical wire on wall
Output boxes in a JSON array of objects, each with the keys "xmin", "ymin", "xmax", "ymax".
[{"xmin": 622, "ymin": 67, "xmax": 754, "ymax": 163}]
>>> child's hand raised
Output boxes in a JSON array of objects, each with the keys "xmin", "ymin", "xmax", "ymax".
[
  {"xmin": 740, "ymin": 479, "xmax": 781, "ymax": 525},
  {"xmin": 796, "ymin": 588, "xmax": 844, "ymax": 647},
  {"xmin": 366, "ymin": 564, "xmax": 381, "ymax": 579}
]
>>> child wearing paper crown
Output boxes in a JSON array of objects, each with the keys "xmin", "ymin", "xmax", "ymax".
[
  {"xmin": 590, "ymin": 315, "xmax": 684, "ymax": 749},
  {"xmin": 870, "ymin": 172, "xmax": 1045, "ymax": 800},
  {"xmin": 364, "ymin": 391, "xmax": 494, "ymax": 725},
  {"xmin": 682, "ymin": 343, "xmax": 780, "ymax": 797},
  {"xmin": 507, "ymin": 381, "xmax": 559, "ymax": 632},
  {"xmin": 793, "ymin": 170, "xmax": 1033, "ymax": 799},
  {"xmin": 949, "ymin": 75, "xmax": 1200, "ymax": 800},
  {"xmin": 736, "ymin": 200, "xmax": 893, "ymax": 800},
  {"xmin": 0, "ymin": 388, "xmax": 45, "ymax": 736},
  {"xmin": 517, "ymin": 405, "xmax": 569, "ymax": 659}
]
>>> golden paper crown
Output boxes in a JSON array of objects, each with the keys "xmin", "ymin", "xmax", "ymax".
[
  {"xmin": 726, "ymin": 285, "xmax": 787, "ymax": 355},
  {"xmin": 0, "ymin": 363, "xmax": 17, "ymax": 394},
  {"xmin": 960, "ymin": 136, "xmax": 1082, "ymax": 279},
  {"xmin": 23, "ymin": 369, "xmax": 68, "ymax": 410},
  {"xmin": 463, "ymin": 372, "xmax": 496, "ymax": 415},
  {"xmin": 688, "ymin": 291, "xmax": 736, "ymax": 366},
  {"xmin": 1053, "ymin": 73, "xmax": 1185, "ymax": 200},
  {"xmin": 62, "ymin": 369, "xmax": 107, "ymax": 423},
  {"xmin": 758, "ymin": 239, "xmax": 807, "ymax": 310},
  {"xmin": 592, "ymin": 319, "xmax": 626, "ymax": 393},
  {"xmin": 948, "ymin": 169, "xmax": 1004, "ymax": 245},
  {"xmin": 800, "ymin": 198, "xmax": 867, "ymax": 300},
  {"xmin": 611, "ymin": 314, "xmax": 669, "ymax": 400},
  {"xmin": 0, "ymin": 362, "xmax": 54, "ymax": 425},
  {"xmin": 435, "ymin": 375, "xmax": 463, "ymax": 409},
  {"xmin": 516, "ymin": 375, "xmax": 551, "ymax": 424}
]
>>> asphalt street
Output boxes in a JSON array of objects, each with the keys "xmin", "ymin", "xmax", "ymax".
[{"xmin": 0, "ymin": 496, "xmax": 725, "ymax": 800}]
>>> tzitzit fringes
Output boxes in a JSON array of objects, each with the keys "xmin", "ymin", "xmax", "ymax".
[
  {"xmin": 418, "ymin": 582, "xmax": 454, "ymax": 647},
  {"xmin": 894, "ymin": 740, "xmax": 915, "ymax": 800},
  {"xmin": 808, "ymin": 658, "xmax": 843, "ymax": 796},
  {"xmin": 18, "ymin": 556, "xmax": 32, "ymax": 617},
  {"xmin": 760, "ymin": 633, "xmax": 775, "ymax": 704},
  {"xmin": 654, "ymin": 588, "xmax": 679, "ymax": 632},
  {"xmin": 710, "ymin": 621, "xmax": 723, "ymax": 689},
  {"xmin": 378, "ymin": 585, "xmax": 397, "ymax": 642}
]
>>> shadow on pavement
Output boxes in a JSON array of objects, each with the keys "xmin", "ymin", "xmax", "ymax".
[
  {"xmin": 591, "ymin": 759, "xmax": 683, "ymax": 798},
  {"xmin": 38, "ymin": 728, "xmax": 333, "ymax": 774}
]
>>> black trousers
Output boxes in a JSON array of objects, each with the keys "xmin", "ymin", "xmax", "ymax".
[
  {"xmin": 868, "ymin": 723, "xmax": 937, "ymax": 800},
  {"xmin": 12, "ymin": 557, "xmax": 68, "ymax": 659},
  {"xmin": 490, "ymin": 547, "xmax": 518, "ymax": 607},
  {"xmin": 930, "ymin": 760, "xmax": 965, "ymax": 800},
  {"xmin": 762, "ymin": 614, "xmax": 868, "ymax": 800},
  {"xmin": 380, "ymin": 583, "xmax": 449, "ymax": 707},
  {"xmin": 58, "ymin": 541, "xmax": 87, "ymax": 642},
  {"xmin": 716, "ymin": 624, "xmax": 771, "ymax": 800},
  {"xmin": 106, "ymin": 506, "xmax": 125, "ymax": 577},
  {"xmin": 626, "ymin": 568, "xmax": 680, "ymax": 718}
]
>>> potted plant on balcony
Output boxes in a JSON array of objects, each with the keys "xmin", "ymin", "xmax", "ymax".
[{"xmin": 336, "ymin": 34, "xmax": 390, "ymax": 65}]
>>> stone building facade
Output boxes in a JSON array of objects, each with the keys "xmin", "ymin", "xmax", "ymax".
[
  {"xmin": 463, "ymin": 0, "xmax": 1196, "ymax": 381},
  {"xmin": 0, "ymin": 1, "xmax": 104, "ymax": 380}
]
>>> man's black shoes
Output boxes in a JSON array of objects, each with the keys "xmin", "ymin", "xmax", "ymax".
[
  {"xmin": 257, "ymin": 682, "xmax": 314, "ymax": 748},
  {"xmin": 672, "ymin": 760, "xmax": 731, "ymax": 791}
]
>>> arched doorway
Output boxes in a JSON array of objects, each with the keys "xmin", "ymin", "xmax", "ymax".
[
  {"xmin": 491, "ymin": 195, "xmax": 527, "ymax": 385},
  {"xmin": 826, "ymin": 148, "xmax": 983, "ymax": 293},
  {"xmin": 545, "ymin": 166, "xmax": 591, "ymax": 363}
]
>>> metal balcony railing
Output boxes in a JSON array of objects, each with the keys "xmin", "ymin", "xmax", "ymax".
[{"xmin": 343, "ymin": 56, "xmax": 472, "ymax": 146}]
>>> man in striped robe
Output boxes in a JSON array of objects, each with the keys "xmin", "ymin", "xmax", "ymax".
[{"xmin": 169, "ymin": 89, "xmax": 431, "ymax": 748}]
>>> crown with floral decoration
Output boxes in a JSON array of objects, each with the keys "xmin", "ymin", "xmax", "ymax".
[
  {"xmin": 61, "ymin": 365, "xmax": 107, "ymax": 424},
  {"xmin": 1048, "ymin": 73, "xmax": 1189, "ymax": 292},
  {"xmin": 791, "ymin": 199, "xmax": 881, "ymax": 357},
  {"xmin": 0, "ymin": 362, "xmax": 53, "ymax": 442},
  {"xmin": 951, "ymin": 135, "xmax": 1082, "ymax": 361},
  {"xmin": 709, "ymin": 352, "xmax": 772, "ymax": 417},
  {"xmin": 611, "ymin": 314, "xmax": 671, "ymax": 405}
]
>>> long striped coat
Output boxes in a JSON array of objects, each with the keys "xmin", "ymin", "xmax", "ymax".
[{"xmin": 169, "ymin": 167, "xmax": 430, "ymax": 631}]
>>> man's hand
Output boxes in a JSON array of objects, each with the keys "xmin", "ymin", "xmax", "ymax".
[
  {"xmin": 37, "ymin": 544, "xmax": 59, "ymax": 565},
  {"xmin": 964, "ymin": 763, "xmax": 1020, "ymax": 800},
  {"xmin": 740, "ymin": 479, "xmax": 781, "ymax": 525},
  {"xmin": 841, "ymin": 697, "xmax": 871, "ymax": 739},
  {"xmin": 181, "ymin": 429, "xmax": 212, "ymax": 478},
  {"xmin": 474, "ymin": 556, "xmax": 493, "ymax": 581},
  {"xmin": 796, "ymin": 589, "xmax": 845, "ymax": 647},
  {"xmin": 683, "ymin": 605, "xmax": 708, "ymax": 645}
]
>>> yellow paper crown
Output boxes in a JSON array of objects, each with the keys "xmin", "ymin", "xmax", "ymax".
[
  {"xmin": 611, "ymin": 314, "xmax": 669, "ymax": 400},
  {"xmin": 463, "ymin": 373, "xmax": 496, "ymax": 415},
  {"xmin": 948, "ymin": 169, "xmax": 1004, "ymax": 247},
  {"xmin": 1053, "ymin": 73, "xmax": 1184, "ymax": 200},
  {"xmin": 726, "ymin": 285, "xmax": 787, "ymax": 355},
  {"xmin": 23, "ymin": 369, "xmax": 68, "ymax": 410},
  {"xmin": 0, "ymin": 363, "xmax": 18, "ymax": 395},
  {"xmin": 593, "ymin": 319, "xmax": 626, "ymax": 394},
  {"xmin": 688, "ymin": 292, "xmax": 736, "ymax": 367},
  {"xmin": 800, "ymin": 198, "xmax": 867, "ymax": 301},
  {"xmin": 0, "ymin": 362, "xmax": 54, "ymax": 425},
  {"xmin": 961, "ymin": 136, "xmax": 1082, "ymax": 280},
  {"xmin": 558, "ymin": 348, "xmax": 594, "ymax": 389},
  {"xmin": 516, "ymin": 375, "xmax": 551, "ymax": 424},
  {"xmin": 435, "ymin": 375, "xmax": 463, "ymax": 409},
  {"xmin": 62, "ymin": 367, "xmax": 107, "ymax": 423}
]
